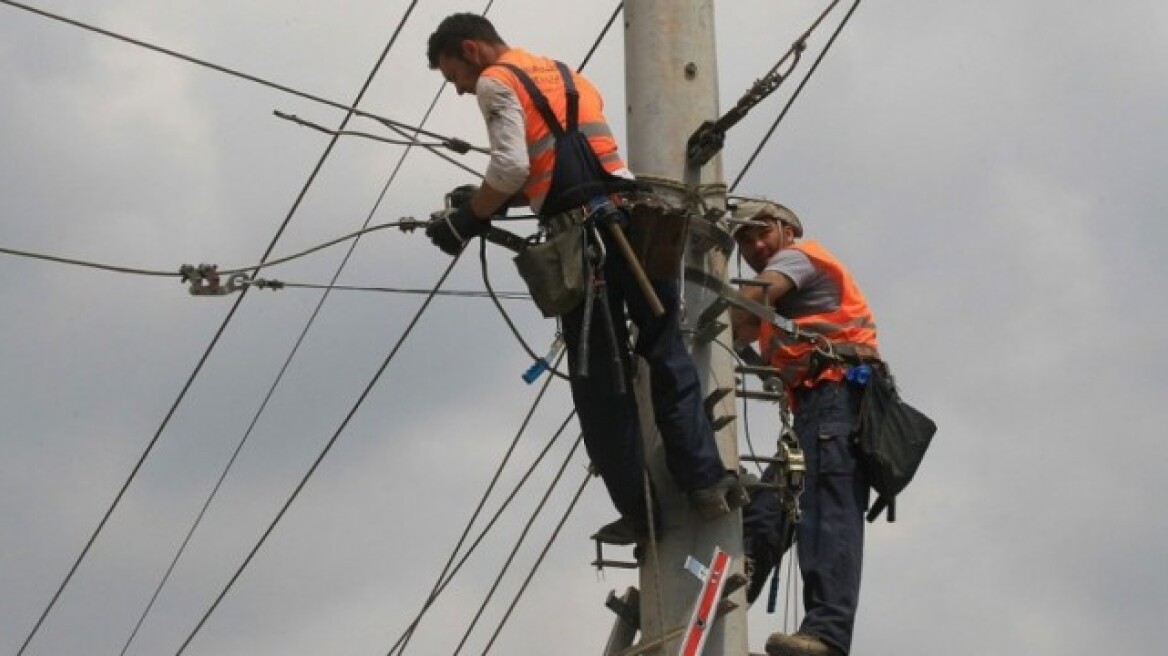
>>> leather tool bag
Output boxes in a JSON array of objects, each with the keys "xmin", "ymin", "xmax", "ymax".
[{"xmin": 627, "ymin": 199, "xmax": 689, "ymax": 281}]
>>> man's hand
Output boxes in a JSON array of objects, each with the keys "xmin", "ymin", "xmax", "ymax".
[{"xmin": 426, "ymin": 205, "xmax": 487, "ymax": 256}]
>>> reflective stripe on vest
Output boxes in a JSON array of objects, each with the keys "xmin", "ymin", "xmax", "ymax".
[
  {"xmin": 758, "ymin": 240, "xmax": 880, "ymax": 391},
  {"xmin": 481, "ymin": 49, "xmax": 625, "ymax": 211}
]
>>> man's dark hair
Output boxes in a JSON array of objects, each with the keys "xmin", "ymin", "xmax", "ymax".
[{"xmin": 427, "ymin": 13, "xmax": 505, "ymax": 68}]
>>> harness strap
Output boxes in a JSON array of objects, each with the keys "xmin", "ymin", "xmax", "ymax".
[{"xmin": 495, "ymin": 61, "xmax": 579, "ymax": 138}]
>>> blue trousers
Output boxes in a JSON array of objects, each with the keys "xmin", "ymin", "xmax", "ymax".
[
  {"xmin": 742, "ymin": 381, "xmax": 869, "ymax": 654},
  {"xmin": 560, "ymin": 228, "xmax": 725, "ymax": 523}
]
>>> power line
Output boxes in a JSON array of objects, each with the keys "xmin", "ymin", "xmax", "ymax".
[
  {"xmin": 450, "ymin": 433, "xmax": 586, "ymax": 656},
  {"xmin": 0, "ymin": 0, "xmax": 486, "ymax": 157},
  {"xmin": 254, "ymin": 279, "xmax": 530, "ymax": 300},
  {"xmin": 388, "ymin": 411, "xmax": 578, "ymax": 656},
  {"xmin": 578, "ymin": 2, "xmax": 624, "ymax": 72},
  {"xmin": 15, "ymin": 3, "xmax": 423, "ymax": 652},
  {"xmin": 730, "ymin": 0, "xmax": 864, "ymax": 192},
  {"xmin": 386, "ymin": 361, "xmax": 565, "ymax": 654},
  {"xmin": 173, "ymin": 253, "xmax": 460, "ymax": 655},
  {"xmin": 119, "ymin": 4, "xmax": 465, "ymax": 650},
  {"xmin": 481, "ymin": 468, "xmax": 591, "ymax": 655},
  {"xmin": 0, "ymin": 221, "xmax": 416, "ymax": 279}
]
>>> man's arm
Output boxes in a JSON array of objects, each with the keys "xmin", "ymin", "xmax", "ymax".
[
  {"xmin": 471, "ymin": 76, "xmax": 529, "ymax": 219},
  {"xmin": 730, "ymin": 270, "xmax": 794, "ymax": 346}
]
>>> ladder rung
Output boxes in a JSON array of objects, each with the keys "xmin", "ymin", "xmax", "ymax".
[{"xmin": 738, "ymin": 390, "xmax": 784, "ymax": 402}]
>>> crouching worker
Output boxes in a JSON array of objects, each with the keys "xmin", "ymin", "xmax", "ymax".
[
  {"xmin": 730, "ymin": 200, "xmax": 879, "ymax": 656},
  {"xmin": 423, "ymin": 13, "xmax": 745, "ymax": 547}
]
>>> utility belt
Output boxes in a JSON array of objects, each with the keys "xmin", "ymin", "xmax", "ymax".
[{"xmin": 515, "ymin": 193, "xmax": 685, "ymax": 318}]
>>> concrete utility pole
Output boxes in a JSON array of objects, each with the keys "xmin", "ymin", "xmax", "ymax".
[{"xmin": 624, "ymin": 2, "xmax": 747, "ymax": 655}]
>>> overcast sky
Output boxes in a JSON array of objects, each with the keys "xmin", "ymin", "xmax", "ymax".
[{"xmin": 2, "ymin": 1, "xmax": 1166, "ymax": 655}]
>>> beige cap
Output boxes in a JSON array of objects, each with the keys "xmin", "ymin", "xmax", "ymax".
[{"xmin": 732, "ymin": 200, "xmax": 803, "ymax": 238}]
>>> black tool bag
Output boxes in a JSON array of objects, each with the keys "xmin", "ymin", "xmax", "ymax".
[{"xmin": 856, "ymin": 365, "xmax": 937, "ymax": 522}]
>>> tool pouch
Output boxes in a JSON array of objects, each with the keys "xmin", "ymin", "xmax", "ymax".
[
  {"xmin": 514, "ymin": 222, "xmax": 587, "ymax": 318},
  {"xmin": 627, "ymin": 200, "xmax": 689, "ymax": 281}
]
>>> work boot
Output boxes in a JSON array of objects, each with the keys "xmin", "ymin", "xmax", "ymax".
[
  {"xmin": 591, "ymin": 516, "xmax": 649, "ymax": 546},
  {"xmin": 689, "ymin": 473, "xmax": 750, "ymax": 520},
  {"xmin": 764, "ymin": 632, "xmax": 843, "ymax": 656}
]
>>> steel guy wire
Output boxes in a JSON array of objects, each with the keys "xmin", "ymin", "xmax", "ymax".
[
  {"xmin": 0, "ymin": 0, "xmax": 487, "ymax": 157},
  {"xmin": 388, "ymin": 348, "xmax": 566, "ymax": 654},
  {"xmin": 14, "ymin": 4, "xmax": 419, "ymax": 651},
  {"xmin": 387, "ymin": 412, "xmax": 579, "ymax": 656},
  {"xmin": 730, "ymin": 0, "xmax": 864, "ymax": 192},
  {"xmin": 450, "ymin": 433, "xmax": 587, "ymax": 656},
  {"xmin": 480, "ymin": 468, "xmax": 591, "ymax": 655},
  {"xmin": 172, "ymin": 252, "xmax": 460, "ymax": 655}
]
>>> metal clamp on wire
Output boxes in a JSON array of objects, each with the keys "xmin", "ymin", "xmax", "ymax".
[{"xmin": 179, "ymin": 264, "xmax": 249, "ymax": 296}]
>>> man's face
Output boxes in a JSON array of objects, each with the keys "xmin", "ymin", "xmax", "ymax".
[
  {"xmin": 436, "ymin": 42, "xmax": 484, "ymax": 95},
  {"xmin": 735, "ymin": 218, "xmax": 793, "ymax": 272}
]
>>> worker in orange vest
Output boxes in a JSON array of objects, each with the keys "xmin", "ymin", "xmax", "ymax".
[
  {"xmin": 731, "ymin": 200, "xmax": 879, "ymax": 656},
  {"xmin": 424, "ymin": 14, "xmax": 744, "ymax": 546}
]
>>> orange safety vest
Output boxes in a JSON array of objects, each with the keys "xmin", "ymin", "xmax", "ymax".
[
  {"xmin": 481, "ymin": 49, "xmax": 625, "ymax": 212},
  {"xmin": 758, "ymin": 240, "xmax": 880, "ymax": 392}
]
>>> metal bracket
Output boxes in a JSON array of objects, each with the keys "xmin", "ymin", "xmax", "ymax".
[
  {"xmin": 686, "ymin": 209, "xmax": 735, "ymax": 257},
  {"xmin": 179, "ymin": 264, "xmax": 249, "ymax": 296},
  {"xmin": 592, "ymin": 539, "xmax": 640, "ymax": 573},
  {"xmin": 702, "ymin": 387, "xmax": 733, "ymax": 420}
]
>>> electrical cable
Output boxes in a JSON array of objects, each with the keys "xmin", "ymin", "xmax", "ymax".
[
  {"xmin": 106, "ymin": 5, "xmax": 431, "ymax": 652},
  {"xmin": 387, "ymin": 412, "xmax": 578, "ymax": 656},
  {"xmin": 478, "ymin": 239, "xmax": 569, "ymax": 381},
  {"xmin": 730, "ymin": 0, "xmax": 864, "ymax": 192},
  {"xmin": 386, "ymin": 349, "xmax": 565, "ymax": 655},
  {"xmin": 480, "ymin": 467, "xmax": 591, "ymax": 655},
  {"xmin": 450, "ymin": 433, "xmax": 586, "ymax": 656},
  {"xmin": 253, "ymin": 280, "xmax": 529, "ymax": 300},
  {"xmin": 172, "ymin": 253, "xmax": 460, "ymax": 655},
  {"xmin": 577, "ymin": 2, "xmax": 623, "ymax": 73},
  {"xmin": 1, "ymin": 220, "xmax": 410, "ymax": 279},
  {"xmin": 14, "ymin": 4, "xmax": 417, "ymax": 651},
  {"xmin": 0, "ymin": 0, "xmax": 487, "ymax": 156}
]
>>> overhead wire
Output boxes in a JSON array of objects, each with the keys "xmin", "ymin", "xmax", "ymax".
[
  {"xmin": 0, "ymin": 0, "xmax": 487, "ymax": 158},
  {"xmin": 109, "ymin": 3, "xmax": 431, "ymax": 653},
  {"xmin": 13, "ymin": 1, "xmax": 420, "ymax": 651},
  {"xmin": 385, "ymin": 344, "xmax": 566, "ymax": 654},
  {"xmin": 480, "ymin": 468, "xmax": 591, "ymax": 655},
  {"xmin": 450, "ymin": 433, "xmax": 587, "ymax": 656},
  {"xmin": 172, "ymin": 252, "xmax": 461, "ymax": 655},
  {"xmin": 387, "ymin": 412, "xmax": 579, "ymax": 656},
  {"xmin": 253, "ymin": 280, "xmax": 529, "ymax": 300},
  {"xmin": 730, "ymin": 0, "xmax": 864, "ymax": 192}
]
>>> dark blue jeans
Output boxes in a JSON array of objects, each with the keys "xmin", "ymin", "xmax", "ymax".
[
  {"xmin": 561, "ymin": 227, "xmax": 724, "ymax": 523},
  {"xmin": 742, "ymin": 381, "xmax": 869, "ymax": 654}
]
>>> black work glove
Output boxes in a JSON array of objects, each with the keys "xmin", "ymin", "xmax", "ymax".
[
  {"xmin": 426, "ymin": 204, "xmax": 488, "ymax": 256},
  {"xmin": 587, "ymin": 197, "xmax": 629, "ymax": 230}
]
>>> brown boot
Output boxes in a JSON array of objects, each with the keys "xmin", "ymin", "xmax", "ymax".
[{"xmin": 764, "ymin": 632, "xmax": 843, "ymax": 656}]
